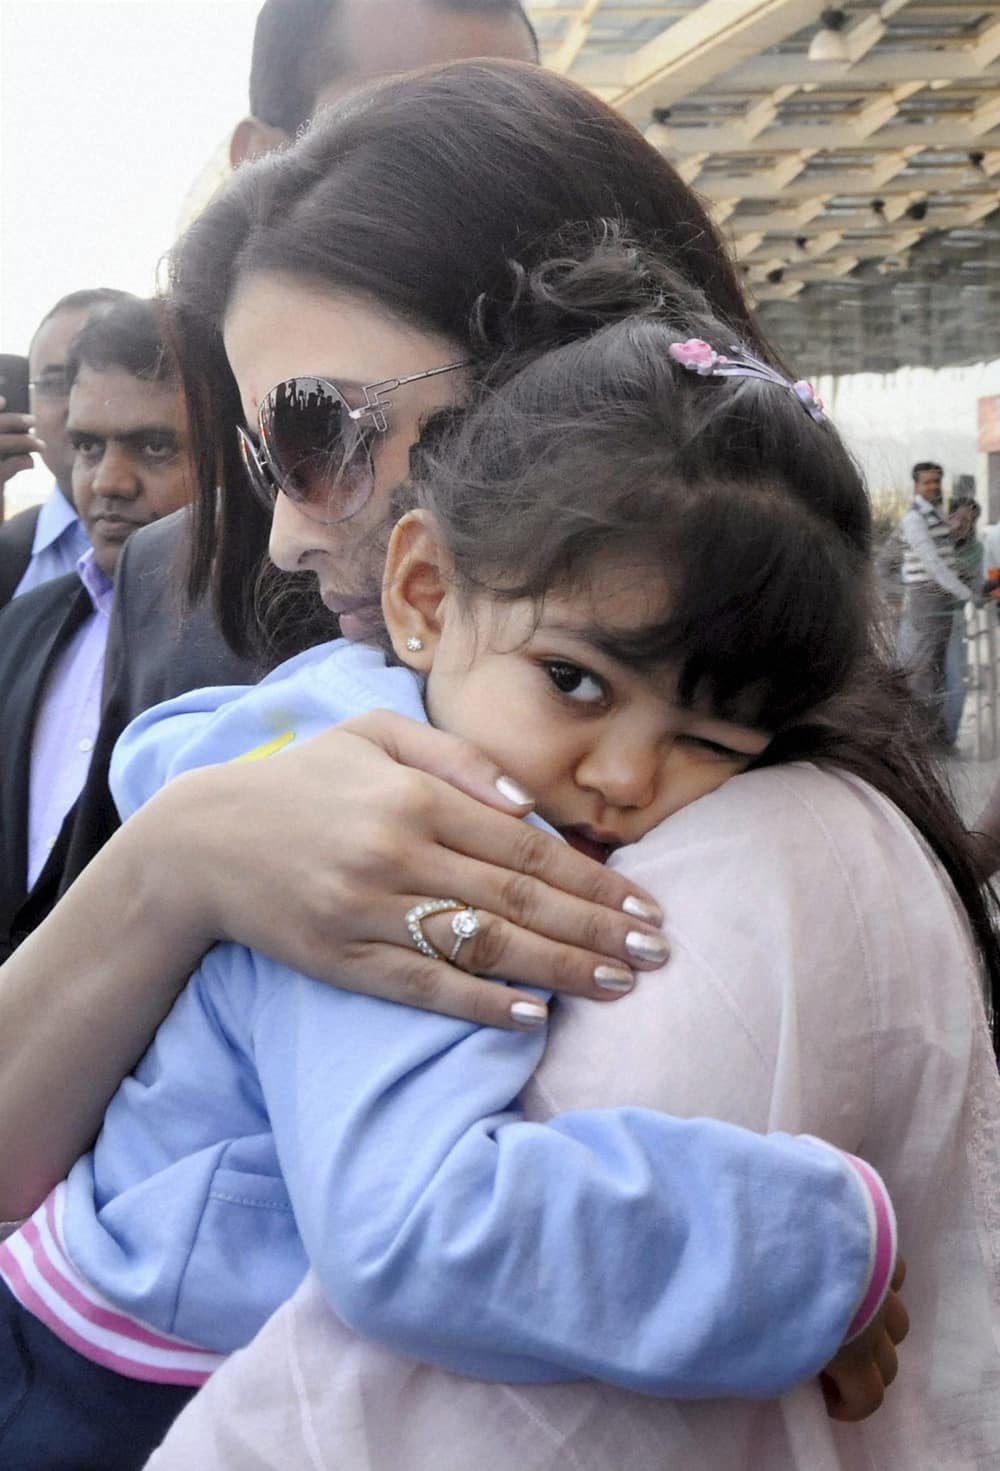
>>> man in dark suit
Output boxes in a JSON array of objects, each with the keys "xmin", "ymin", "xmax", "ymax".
[
  {"xmin": 0, "ymin": 289, "xmax": 132, "ymax": 608},
  {"xmin": 0, "ymin": 301, "xmax": 194, "ymax": 959}
]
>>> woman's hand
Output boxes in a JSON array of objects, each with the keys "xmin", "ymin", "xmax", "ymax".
[
  {"xmin": 818, "ymin": 1258, "xmax": 909, "ymax": 1422},
  {"xmin": 169, "ymin": 710, "xmax": 668, "ymax": 1030}
]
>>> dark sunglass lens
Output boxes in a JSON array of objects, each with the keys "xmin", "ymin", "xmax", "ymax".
[{"xmin": 261, "ymin": 378, "xmax": 374, "ymax": 517}]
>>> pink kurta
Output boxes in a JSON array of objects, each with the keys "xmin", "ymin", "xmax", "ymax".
[{"xmin": 146, "ymin": 763, "xmax": 1000, "ymax": 1470}]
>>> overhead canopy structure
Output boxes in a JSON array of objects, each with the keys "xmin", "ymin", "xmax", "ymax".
[{"xmin": 527, "ymin": 0, "xmax": 1000, "ymax": 373}]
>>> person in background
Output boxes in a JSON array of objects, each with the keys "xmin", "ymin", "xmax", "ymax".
[
  {"xmin": 4, "ymin": 0, "xmax": 540, "ymax": 952},
  {"xmin": 0, "ymin": 289, "xmax": 131, "ymax": 609},
  {"xmin": 896, "ymin": 460, "xmax": 972, "ymax": 745},
  {"xmin": 942, "ymin": 495, "xmax": 984, "ymax": 747},
  {"xmin": 0, "ymin": 299, "xmax": 194, "ymax": 961}
]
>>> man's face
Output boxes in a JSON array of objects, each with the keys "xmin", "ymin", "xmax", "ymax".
[
  {"xmin": 232, "ymin": 0, "xmax": 536, "ymax": 163},
  {"xmin": 914, "ymin": 468, "xmax": 943, "ymax": 503},
  {"xmin": 68, "ymin": 364, "xmax": 194, "ymax": 578},
  {"xmin": 28, "ymin": 307, "xmax": 94, "ymax": 493},
  {"xmin": 312, "ymin": 0, "xmax": 537, "ymax": 113}
]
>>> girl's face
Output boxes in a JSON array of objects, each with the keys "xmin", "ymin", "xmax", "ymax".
[
  {"xmin": 223, "ymin": 273, "xmax": 469, "ymax": 641},
  {"xmin": 385, "ymin": 526, "xmax": 771, "ymax": 858}
]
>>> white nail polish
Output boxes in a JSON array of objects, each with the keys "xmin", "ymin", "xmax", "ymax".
[
  {"xmin": 496, "ymin": 775, "xmax": 534, "ymax": 807},
  {"xmin": 510, "ymin": 1001, "xmax": 548, "ymax": 1027},
  {"xmin": 626, "ymin": 930, "xmax": 669, "ymax": 965},
  {"xmin": 623, "ymin": 895, "xmax": 663, "ymax": 925},
  {"xmin": 594, "ymin": 965, "xmax": 635, "ymax": 994}
]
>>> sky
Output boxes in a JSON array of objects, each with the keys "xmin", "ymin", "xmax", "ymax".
[
  {"xmin": 0, "ymin": 0, "xmax": 260, "ymax": 349},
  {"xmin": 1, "ymin": 0, "xmax": 264, "ymax": 504}
]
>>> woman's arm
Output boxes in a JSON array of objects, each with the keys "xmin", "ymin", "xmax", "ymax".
[{"xmin": 0, "ymin": 714, "xmax": 665, "ymax": 1222}]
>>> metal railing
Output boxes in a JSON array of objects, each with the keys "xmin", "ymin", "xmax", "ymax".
[{"xmin": 965, "ymin": 602, "xmax": 999, "ymax": 761}]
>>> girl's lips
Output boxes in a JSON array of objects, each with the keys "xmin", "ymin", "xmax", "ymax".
[{"xmin": 560, "ymin": 828, "xmax": 620, "ymax": 865}]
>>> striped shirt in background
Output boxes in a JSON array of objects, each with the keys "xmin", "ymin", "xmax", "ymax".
[{"xmin": 899, "ymin": 495, "xmax": 970, "ymax": 601}]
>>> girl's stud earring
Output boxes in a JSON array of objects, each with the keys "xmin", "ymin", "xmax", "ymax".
[{"xmin": 406, "ymin": 636, "xmax": 424, "ymax": 653}]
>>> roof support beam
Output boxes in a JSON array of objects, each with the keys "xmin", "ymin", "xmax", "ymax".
[
  {"xmin": 616, "ymin": 26, "xmax": 1000, "ymax": 94},
  {"xmin": 697, "ymin": 148, "xmax": 1000, "ymax": 203},
  {"xmin": 607, "ymin": 0, "xmax": 828, "ymax": 121},
  {"xmin": 549, "ymin": 0, "xmax": 602, "ymax": 76},
  {"xmin": 660, "ymin": 119, "xmax": 1000, "ymax": 154},
  {"xmin": 675, "ymin": 152, "xmax": 709, "ymax": 184}
]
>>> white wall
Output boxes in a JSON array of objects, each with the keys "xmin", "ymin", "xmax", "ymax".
[{"xmin": 816, "ymin": 360, "xmax": 1000, "ymax": 506}]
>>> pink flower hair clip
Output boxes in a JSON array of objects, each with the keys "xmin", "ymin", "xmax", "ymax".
[
  {"xmin": 667, "ymin": 338, "xmax": 826, "ymax": 423},
  {"xmin": 792, "ymin": 380, "xmax": 825, "ymax": 421}
]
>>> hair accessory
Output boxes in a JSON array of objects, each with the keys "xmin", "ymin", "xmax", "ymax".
[
  {"xmin": 667, "ymin": 338, "xmax": 826, "ymax": 423},
  {"xmin": 405, "ymin": 636, "xmax": 424, "ymax": 653}
]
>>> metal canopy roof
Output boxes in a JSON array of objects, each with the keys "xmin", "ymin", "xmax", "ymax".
[{"xmin": 527, "ymin": 0, "xmax": 1000, "ymax": 373}]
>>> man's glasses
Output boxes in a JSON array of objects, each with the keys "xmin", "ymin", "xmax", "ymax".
[
  {"xmin": 29, "ymin": 370, "xmax": 71, "ymax": 400},
  {"xmin": 237, "ymin": 361, "xmax": 468, "ymax": 525}
]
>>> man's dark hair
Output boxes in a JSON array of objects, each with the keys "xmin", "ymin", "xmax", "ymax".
[
  {"xmin": 65, "ymin": 298, "xmax": 179, "ymax": 391},
  {"xmin": 32, "ymin": 288, "xmax": 133, "ymax": 343},
  {"xmin": 249, "ymin": 0, "xmax": 538, "ymax": 134},
  {"xmin": 912, "ymin": 461, "xmax": 943, "ymax": 480}
]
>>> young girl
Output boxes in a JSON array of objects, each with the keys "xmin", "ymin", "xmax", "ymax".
[{"xmin": 0, "ymin": 303, "xmax": 923, "ymax": 1468}]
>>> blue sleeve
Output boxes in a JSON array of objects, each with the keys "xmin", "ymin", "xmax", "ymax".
[
  {"xmin": 252, "ymin": 964, "xmax": 875, "ymax": 1398},
  {"xmin": 109, "ymin": 682, "xmax": 258, "ymax": 819},
  {"xmin": 108, "ymin": 641, "xmax": 409, "ymax": 819}
]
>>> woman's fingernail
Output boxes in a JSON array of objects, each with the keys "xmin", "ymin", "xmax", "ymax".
[
  {"xmin": 594, "ymin": 964, "xmax": 635, "ymax": 994},
  {"xmin": 626, "ymin": 930, "xmax": 670, "ymax": 965},
  {"xmin": 510, "ymin": 1000, "xmax": 548, "ymax": 1028},
  {"xmin": 496, "ymin": 775, "xmax": 535, "ymax": 807},
  {"xmin": 622, "ymin": 895, "xmax": 663, "ymax": 925}
]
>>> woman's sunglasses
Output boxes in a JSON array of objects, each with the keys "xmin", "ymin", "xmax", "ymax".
[{"xmin": 237, "ymin": 361, "xmax": 468, "ymax": 525}]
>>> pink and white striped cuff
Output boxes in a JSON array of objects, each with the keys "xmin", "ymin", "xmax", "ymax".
[
  {"xmin": 801, "ymin": 1137, "xmax": 898, "ymax": 1342},
  {"xmin": 840, "ymin": 1151, "xmax": 898, "ymax": 1341}
]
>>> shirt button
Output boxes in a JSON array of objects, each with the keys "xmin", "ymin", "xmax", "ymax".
[{"xmin": 78, "ymin": 738, "xmax": 94, "ymax": 753}]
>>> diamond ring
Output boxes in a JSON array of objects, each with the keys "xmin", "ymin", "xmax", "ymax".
[{"xmin": 405, "ymin": 899, "xmax": 480, "ymax": 966}]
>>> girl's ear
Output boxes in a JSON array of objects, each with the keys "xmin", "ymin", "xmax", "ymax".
[{"xmin": 382, "ymin": 510, "xmax": 453, "ymax": 669}]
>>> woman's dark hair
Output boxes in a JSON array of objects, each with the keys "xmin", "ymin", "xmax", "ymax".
[
  {"xmin": 406, "ymin": 291, "xmax": 1000, "ymax": 1049},
  {"xmin": 65, "ymin": 298, "xmax": 178, "ymax": 390},
  {"xmin": 167, "ymin": 59, "xmax": 769, "ymax": 664}
]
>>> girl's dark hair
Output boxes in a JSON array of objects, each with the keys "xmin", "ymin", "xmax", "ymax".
[
  {"xmin": 167, "ymin": 59, "xmax": 768, "ymax": 665},
  {"xmin": 408, "ymin": 291, "xmax": 1000, "ymax": 1049}
]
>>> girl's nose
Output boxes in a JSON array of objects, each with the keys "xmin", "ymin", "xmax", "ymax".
[{"xmin": 575, "ymin": 735, "xmax": 661, "ymax": 812}]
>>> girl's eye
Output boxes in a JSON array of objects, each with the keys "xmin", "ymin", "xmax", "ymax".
[
  {"xmin": 542, "ymin": 660, "xmax": 607, "ymax": 705},
  {"xmin": 679, "ymin": 734, "xmax": 750, "ymax": 761}
]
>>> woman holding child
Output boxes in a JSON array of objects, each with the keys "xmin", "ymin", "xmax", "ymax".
[{"xmin": 0, "ymin": 62, "xmax": 997, "ymax": 1470}]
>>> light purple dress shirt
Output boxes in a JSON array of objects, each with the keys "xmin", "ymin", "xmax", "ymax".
[
  {"xmin": 25, "ymin": 549, "xmax": 113, "ymax": 889},
  {"xmin": 12, "ymin": 483, "xmax": 90, "ymax": 600}
]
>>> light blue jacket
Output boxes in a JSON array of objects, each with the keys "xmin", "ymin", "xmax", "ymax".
[{"xmin": 62, "ymin": 640, "xmax": 881, "ymax": 1396}]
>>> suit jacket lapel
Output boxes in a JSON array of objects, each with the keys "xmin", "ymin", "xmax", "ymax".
[{"xmin": 0, "ymin": 579, "xmax": 93, "ymax": 901}]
